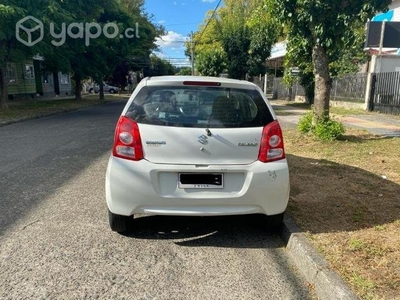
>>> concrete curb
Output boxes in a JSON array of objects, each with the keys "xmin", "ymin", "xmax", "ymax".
[{"xmin": 281, "ymin": 215, "xmax": 358, "ymax": 300}]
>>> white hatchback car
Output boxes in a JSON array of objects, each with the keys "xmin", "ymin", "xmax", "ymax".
[{"xmin": 106, "ymin": 76, "xmax": 290, "ymax": 232}]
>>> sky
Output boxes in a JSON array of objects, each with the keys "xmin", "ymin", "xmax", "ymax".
[{"xmin": 144, "ymin": 0, "xmax": 221, "ymax": 67}]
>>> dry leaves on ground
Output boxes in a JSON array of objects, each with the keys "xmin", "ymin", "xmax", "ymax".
[{"xmin": 285, "ymin": 129, "xmax": 400, "ymax": 300}]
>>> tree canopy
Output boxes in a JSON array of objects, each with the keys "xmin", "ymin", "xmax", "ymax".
[
  {"xmin": 0, "ymin": 0, "xmax": 161, "ymax": 107},
  {"xmin": 196, "ymin": 48, "xmax": 226, "ymax": 77},
  {"xmin": 188, "ymin": 0, "xmax": 281, "ymax": 79},
  {"xmin": 146, "ymin": 55, "xmax": 176, "ymax": 77},
  {"xmin": 0, "ymin": 0, "xmax": 46, "ymax": 108},
  {"xmin": 268, "ymin": 0, "xmax": 391, "ymax": 120}
]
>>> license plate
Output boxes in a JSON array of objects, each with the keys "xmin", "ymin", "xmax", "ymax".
[{"xmin": 178, "ymin": 173, "xmax": 223, "ymax": 189}]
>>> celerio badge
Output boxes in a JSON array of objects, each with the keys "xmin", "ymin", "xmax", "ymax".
[{"xmin": 146, "ymin": 141, "xmax": 166, "ymax": 147}]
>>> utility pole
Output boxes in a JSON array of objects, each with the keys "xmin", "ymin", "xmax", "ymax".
[
  {"xmin": 190, "ymin": 31, "xmax": 195, "ymax": 76},
  {"xmin": 378, "ymin": 21, "xmax": 386, "ymax": 55}
]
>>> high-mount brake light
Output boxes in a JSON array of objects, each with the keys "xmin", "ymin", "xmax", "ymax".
[
  {"xmin": 258, "ymin": 120, "xmax": 286, "ymax": 163},
  {"xmin": 183, "ymin": 81, "xmax": 221, "ymax": 86},
  {"xmin": 112, "ymin": 116, "xmax": 143, "ymax": 161}
]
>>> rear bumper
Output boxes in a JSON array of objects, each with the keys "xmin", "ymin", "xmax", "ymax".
[{"xmin": 105, "ymin": 157, "xmax": 290, "ymax": 217}]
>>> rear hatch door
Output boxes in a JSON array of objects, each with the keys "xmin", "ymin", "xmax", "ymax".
[{"xmin": 140, "ymin": 125, "xmax": 262, "ymax": 165}]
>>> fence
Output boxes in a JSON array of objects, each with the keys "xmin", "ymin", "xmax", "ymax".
[
  {"xmin": 253, "ymin": 71, "xmax": 400, "ymax": 115},
  {"xmin": 331, "ymin": 74, "xmax": 367, "ymax": 102},
  {"xmin": 369, "ymin": 72, "xmax": 400, "ymax": 115},
  {"xmin": 252, "ymin": 75, "xmax": 275, "ymax": 94},
  {"xmin": 272, "ymin": 78, "xmax": 305, "ymax": 100},
  {"xmin": 272, "ymin": 73, "xmax": 367, "ymax": 103}
]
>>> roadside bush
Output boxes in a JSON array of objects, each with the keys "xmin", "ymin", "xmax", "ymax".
[
  {"xmin": 298, "ymin": 112, "xmax": 313, "ymax": 134},
  {"xmin": 298, "ymin": 112, "xmax": 345, "ymax": 141}
]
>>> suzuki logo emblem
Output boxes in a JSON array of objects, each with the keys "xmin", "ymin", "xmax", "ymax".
[{"xmin": 198, "ymin": 135, "xmax": 208, "ymax": 145}]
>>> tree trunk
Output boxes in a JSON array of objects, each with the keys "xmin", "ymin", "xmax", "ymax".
[
  {"xmin": 99, "ymin": 82, "xmax": 104, "ymax": 100},
  {"xmin": 312, "ymin": 44, "xmax": 330, "ymax": 122},
  {"xmin": 0, "ymin": 65, "xmax": 9, "ymax": 110},
  {"xmin": 74, "ymin": 74, "xmax": 82, "ymax": 101}
]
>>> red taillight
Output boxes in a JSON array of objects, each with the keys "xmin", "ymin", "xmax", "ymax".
[
  {"xmin": 112, "ymin": 116, "xmax": 143, "ymax": 161},
  {"xmin": 258, "ymin": 120, "xmax": 285, "ymax": 163}
]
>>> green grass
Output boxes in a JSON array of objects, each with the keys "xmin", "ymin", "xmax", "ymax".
[
  {"xmin": 349, "ymin": 239, "xmax": 366, "ymax": 251},
  {"xmin": 349, "ymin": 272, "xmax": 375, "ymax": 300},
  {"xmin": 330, "ymin": 106, "xmax": 371, "ymax": 116}
]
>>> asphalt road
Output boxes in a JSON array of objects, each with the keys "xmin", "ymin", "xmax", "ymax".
[{"xmin": 0, "ymin": 101, "xmax": 311, "ymax": 299}]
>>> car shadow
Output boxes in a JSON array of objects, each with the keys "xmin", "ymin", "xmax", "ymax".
[
  {"xmin": 121, "ymin": 215, "xmax": 284, "ymax": 249},
  {"xmin": 286, "ymin": 153, "xmax": 400, "ymax": 234}
]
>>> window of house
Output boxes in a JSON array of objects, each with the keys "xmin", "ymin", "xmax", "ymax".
[
  {"xmin": 60, "ymin": 73, "xmax": 70, "ymax": 85},
  {"xmin": 25, "ymin": 64, "xmax": 35, "ymax": 79},
  {"xmin": 43, "ymin": 72, "xmax": 52, "ymax": 84},
  {"xmin": 6, "ymin": 64, "xmax": 18, "ymax": 84}
]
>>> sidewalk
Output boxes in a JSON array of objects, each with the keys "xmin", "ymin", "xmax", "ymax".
[
  {"xmin": 272, "ymin": 100, "xmax": 400, "ymax": 137},
  {"xmin": 339, "ymin": 114, "xmax": 400, "ymax": 137}
]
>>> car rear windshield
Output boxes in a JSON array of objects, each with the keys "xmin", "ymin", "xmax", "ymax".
[{"xmin": 125, "ymin": 86, "xmax": 274, "ymax": 128}]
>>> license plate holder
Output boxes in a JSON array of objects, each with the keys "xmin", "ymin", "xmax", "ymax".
[{"xmin": 178, "ymin": 173, "xmax": 223, "ymax": 189}]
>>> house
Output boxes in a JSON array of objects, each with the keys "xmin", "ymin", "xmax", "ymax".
[
  {"xmin": 6, "ymin": 55, "xmax": 72, "ymax": 100},
  {"xmin": 265, "ymin": 41, "xmax": 286, "ymax": 77},
  {"xmin": 6, "ymin": 60, "xmax": 37, "ymax": 100},
  {"xmin": 33, "ymin": 55, "xmax": 72, "ymax": 98},
  {"xmin": 368, "ymin": 0, "xmax": 400, "ymax": 55}
]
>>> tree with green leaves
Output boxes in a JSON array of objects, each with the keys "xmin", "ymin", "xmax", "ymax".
[
  {"xmin": 0, "ymin": 0, "xmax": 160, "ymax": 105},
  {"xmin": 196, "ymin": 48, "xmax": 226, "ymax": 77},
  {"xmin": 176, "ymin": 67, "xmax": 192, "ymax": 76},
  {"xmin": 282, "ymin": 19, "xmax": 372, "ymax": 104},
  {"xmin": 187, "ymin": 0, "xmax": 280, "ymax": 80},
  {"xmin": 269, "ymin": 0, "xmax": 391, "ymax": 122},
  {"xmin": 147, "ymin": 55, "xmax": 176, "ymax": 77},
  {"xmin": 185, "ymin": 9, "xmax": 225, "ymax": 70},
  {"xmin": 42, "ymin": 0, "xmax": 129, "ymax": 100},
  {"xmin": 0, "ymin": 0, "xmax": 56, "ymax": 109},
  {"xmin": 0, "ymin": 3, "xmax": 21, "ymax": 109},
  {"xmin": 215, "ymin": 0, "xmax": 281, "ymax": 79}
]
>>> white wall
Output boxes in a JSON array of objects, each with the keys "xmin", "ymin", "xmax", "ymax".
[
  {"xmin": 374, "ymin": 55, "xmax": 400, "ymax": 73},
  {"xmin": 390, "ymin": 0, "xmax": 400, "ymax": 9}
]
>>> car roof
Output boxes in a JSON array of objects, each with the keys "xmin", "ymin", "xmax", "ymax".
[{"xmin": 143, "ymin": 76, "xmax": 259, "ymax": 90}]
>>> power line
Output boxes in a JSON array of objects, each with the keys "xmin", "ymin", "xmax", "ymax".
[{"xmin": 197, "ymin": 0, "xmax": 222, "ymax": 41}]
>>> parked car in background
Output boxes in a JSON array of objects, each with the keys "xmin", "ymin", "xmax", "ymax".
[
  {"xmin": 105, "ymin": 76, "xmax": 290, "ymax": 233},
  {"xmin": 87, "ymin": 82, "xmax": 119, "ymax": 94}
]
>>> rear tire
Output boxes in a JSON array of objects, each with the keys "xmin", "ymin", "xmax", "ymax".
[
  {"xmin": 108, "ymin": 209, "xmax": 131, "ymax": 233},
  {"xmin": 262, "ymin": 213, "xmax": 284, "ymax": 233}
]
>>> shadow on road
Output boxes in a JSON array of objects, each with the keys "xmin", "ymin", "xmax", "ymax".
[
  {"xmin": 0, "ymin": 101, "xmax": 125, "ymax": 236},
  {"xmin": 122, "ymin": 215, "xmax": 283, "ymax": 249},
  {"xmin": 287, "ymin": 153, "xmax": 400, "ymax": 234}
]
